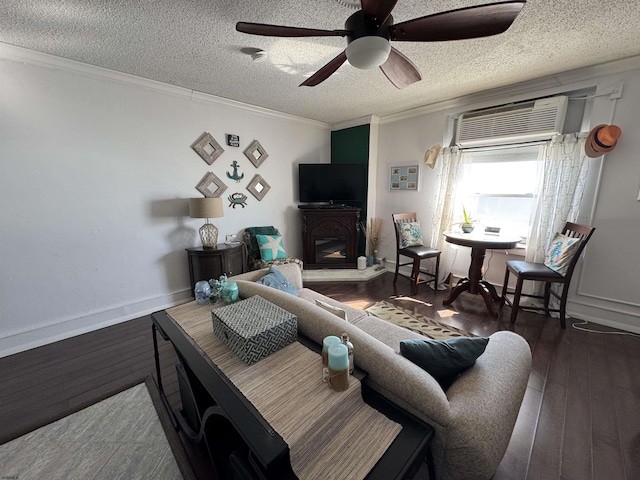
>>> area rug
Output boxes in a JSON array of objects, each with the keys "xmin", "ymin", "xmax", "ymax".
[
  {"xmin": 0, "ymin": 377, "xmax": 195, "ymax": 480},
  {"xmin": 366, "ymin": 301, "xmax": 472, "ymax": 339}
]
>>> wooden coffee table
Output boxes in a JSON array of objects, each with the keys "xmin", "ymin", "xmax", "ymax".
[{"xmin": 152, "ymin": 301, "xmax": 434, "ymax": 480}]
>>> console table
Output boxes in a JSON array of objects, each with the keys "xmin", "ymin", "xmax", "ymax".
[
  {"xmin": 151, "ymin": 301, "xmax": 434, "ymax": 479},
  {"xmin": 186, "ymin": 244, "xmax": 245, "ymax": 296}
]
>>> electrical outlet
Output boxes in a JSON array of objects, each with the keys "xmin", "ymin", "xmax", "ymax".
[{"xmin": 610, "ymin": 85, "xmax": 623, "ymax": 99}]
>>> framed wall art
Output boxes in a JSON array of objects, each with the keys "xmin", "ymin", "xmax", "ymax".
[
  {"xmin": 195, "ymin": 172, "xmax": 228, "ymax": 198},
  {"xmin": 191, "ymin": 132, "xmax": 224, "ymax": 165},
  {"xmin": 243, "ymin": 139, "xmax": 269, "ymax": 168},
  {"xmin": 247, "ymin": 174, "xmax": 271, "ymax": 201},
  {"xmin": 389, "ymin": 164, "xmax": 419, "ymax": 191}
]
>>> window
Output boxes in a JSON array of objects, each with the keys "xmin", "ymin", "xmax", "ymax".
[{"xmin": 457, "ymin": 144, "xmax": 543, "ymax": 241}]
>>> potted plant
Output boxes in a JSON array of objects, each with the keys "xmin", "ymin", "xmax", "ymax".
[{"xmin": 461, "ymin": 206, "xmax": 476, "ymax": 233}]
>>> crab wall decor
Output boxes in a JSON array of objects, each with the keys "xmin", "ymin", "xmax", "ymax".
[{"xmin": 228, "ymin": 192, "xmax": 248, "ymax": 208}]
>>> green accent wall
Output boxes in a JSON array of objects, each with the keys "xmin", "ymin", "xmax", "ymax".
[
  {"xmin": 331, "ymin": 125, "xmax": 370, "ymax": 164},
  {"xmin": 331, "ymin": 124, "xmax": 370, "ymax": 256}
]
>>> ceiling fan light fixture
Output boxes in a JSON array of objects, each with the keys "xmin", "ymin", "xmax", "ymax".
[{"xmin": 345, "ymin": 36, "xmax": 391, "ymax": 70}]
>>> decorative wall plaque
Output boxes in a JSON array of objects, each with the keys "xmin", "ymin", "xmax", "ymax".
[
  {"xmin": 191, "ymin": 132, "xmax": 224, "ymax": 165},
  {"xmin": 196, "ymin": 172, "xmax": 228, "ymax": 198},
  {"xmin": 389, "ymin": 164, "xmax": 419, "ymax": 191},
  {"xmin": 226, "ymin": 134, "xmax": 240, "ymax": 147},
  {"xmin": 243, "ymin": 139, "xmax": 269, "ymax": 168},
  {"xmin": 247, "ymin": 174, "xmax": 271, "ymax": 201}
]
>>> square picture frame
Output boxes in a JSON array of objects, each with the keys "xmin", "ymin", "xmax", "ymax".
[
  {"xmin": 247, "ymin": 174, "xmax": 271, "ymax": 201},
  {"xmin": 243, "ymin": 139, "xmax": 269, "ymax": 168},
  {"xmin": 195, "ymin": 172, "xmax": 228, "ymax": 198},
  {"xmin": 389, "ymin": 164, "xmax": 419, "ymax": 191},
  {"xmin": 191, "ymin": 132, "xmax": 225, "ymax": 165}
]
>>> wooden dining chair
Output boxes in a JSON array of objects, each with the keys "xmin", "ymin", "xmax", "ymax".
[
  {"xmin": 392, "ymin": 213, "xmax": 441, "ymax": 295},
  {"xmin": 499, "ymin": 222, "xmax": 595, "ymax": 328}
]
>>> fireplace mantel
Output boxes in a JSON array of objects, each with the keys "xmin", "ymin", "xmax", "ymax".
[{"xmin": 299, "ymin": 206, "xmax": 361, "ymax": 269}]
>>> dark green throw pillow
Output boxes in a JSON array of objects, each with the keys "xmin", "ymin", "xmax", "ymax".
[
  {"xmin": 246, "ymin": 226, "xmax": 279, "ymax": 259},
  {"xmin": 400, "ymin": 337, "xmax": 489, "ymax": 389}
]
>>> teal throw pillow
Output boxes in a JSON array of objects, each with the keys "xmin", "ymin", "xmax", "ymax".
[
  {"xmin": 400, "ymin": 336, "xmax": 489, "ymax": 389},
  {"xmin": 399, "ymin": 221, "xmax": 424, "ymax": 248},
  {"xmin": 256, "ymin": 267, "xmax": 299, "ymax": 296},
  {"xmin": 544, "ymin": 232, "xmax": 581, "ymax": 275},
  {"xmin": 256, "ymin": 234, "xmax": 287, "ymax": 262}
]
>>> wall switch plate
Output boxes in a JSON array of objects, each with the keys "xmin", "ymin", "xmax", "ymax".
[{"xmin": 610, "ymin": 85, "xmax": 623, "ymax": 99}]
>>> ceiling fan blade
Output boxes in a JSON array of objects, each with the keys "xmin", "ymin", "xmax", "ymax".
[
  {"xmin": 379, "ymin": 47, "xmax": 421, "ymax": 89},
  {"xmin": 236, "ymin": 22, "xmax": 349, "ymax": 37},
  {"xmin": 360, "ymin": 0, "xmax": 398, "ymax": 24},
  {"xmin": 300, "ymin": 51, "xmax": 348, "ymax": 87},
  {"xmin": 390, "ymin": 1, "xmax": 525, "ymax": 42}
]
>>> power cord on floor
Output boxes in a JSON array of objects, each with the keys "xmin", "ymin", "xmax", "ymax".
[{"xmin": 571, "ymin": 319, "xmax": 640, "ymax": 337}]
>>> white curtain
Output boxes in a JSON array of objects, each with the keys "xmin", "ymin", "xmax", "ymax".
[
  {"xmin": 430, "ymin": 146, "xmax": 463, "ymax": 287},
  {"xmin": 525, "ymin": 132, "xmax": 590, "ymax": 263},
  {"xmin": 523, "ymin": 132, "xmax": 590, "ymax": 311}
]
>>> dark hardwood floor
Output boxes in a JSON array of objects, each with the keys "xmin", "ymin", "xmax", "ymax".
[{"xmin": 1, "ymin": 272, "xmax": 639, "ymax": 479}]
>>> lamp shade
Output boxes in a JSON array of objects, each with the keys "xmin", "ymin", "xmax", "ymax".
[
  {"xmin": 345, "ymin": 36, "xmax": 391, "ymax": 70},
  {"xmin": 189, "ymin": 197, "xmax": 224, "ymax": 219}
]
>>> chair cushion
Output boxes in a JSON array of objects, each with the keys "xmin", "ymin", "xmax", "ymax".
[
  {"xmin": 506, "ymin": 260, "xmax": 564, "ymax": 281},
  {"xmin": 399, "ymin": 245, "xmax": 440, "ymax": 259},
  {"xmin": 399, "ymin": 337, "xmax": 490, "ymax": 389},
  {"xmin": 398, "ymin": 221, "xmax": 424, "ymax": 248},
  {"xmin": 256, "ymin": 267, "xmax": 299, "ymax": 296},
  {"xmin": 256, "ymin": 234, "xmax": 287, "ymax": 261},
  {"xmin": 544, "ymin": 232, "xmax": 581, "ymax": 275}
]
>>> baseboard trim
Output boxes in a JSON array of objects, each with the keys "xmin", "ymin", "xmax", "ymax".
[{"xmin": 0, "ymin": 289, "xmax": 192, "ymax": 358}]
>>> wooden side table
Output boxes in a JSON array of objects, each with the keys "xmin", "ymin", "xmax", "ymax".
[{"xmin": 186, "ymin": 244, "xmax": 245, "ymax": 296}]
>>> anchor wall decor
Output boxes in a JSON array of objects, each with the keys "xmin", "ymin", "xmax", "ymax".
[{"xmin": 226, "ymin": 160, "xmax": 244, "ymax": 183}]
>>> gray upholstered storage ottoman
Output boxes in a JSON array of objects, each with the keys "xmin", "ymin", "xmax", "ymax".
[{"xmin": 212, "ymin": 295, "xmax": 298, "ymax": 364}]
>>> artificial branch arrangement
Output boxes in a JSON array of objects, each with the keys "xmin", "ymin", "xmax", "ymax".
[{"xmin": 360, "ymin": 218, "xmax": 384, "ymax": 256}]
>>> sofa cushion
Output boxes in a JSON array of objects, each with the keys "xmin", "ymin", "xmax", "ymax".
[
  {"xmin": 256, "ymin": 267, "xmax": 299, "ymax": 296},
  {"xmin": 400, "ymin": 337, "xmax": 489, "ymax": 388},
  {"xmin": 315, "ymin": 299, "xmax": 347, "ymax": 321},
  {"xmin": 298, "ymin": 289, "xmax": 368, "ymax": 324}
]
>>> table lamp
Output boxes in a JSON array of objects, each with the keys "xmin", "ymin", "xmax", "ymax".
[{"xmin": 189, "ymin": 197, "xmax": 224, "ymax": 248}]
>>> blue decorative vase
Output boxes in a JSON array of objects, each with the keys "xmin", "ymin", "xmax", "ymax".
[
  {"xmin": 461, "ymin": 224, "xmax": 474, "ymax": 233},
  {"xmin": 221, "ymin": 281, "xmax": 239, "ymax": 304},
  {"xmin": 194, "ymin": 281, "xmax": 211, "ymax": 305}
]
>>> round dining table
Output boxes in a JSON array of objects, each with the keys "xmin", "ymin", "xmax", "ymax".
[{"xmin": 442, "ymin": 231, "xmax": 522, "ymax": 317}]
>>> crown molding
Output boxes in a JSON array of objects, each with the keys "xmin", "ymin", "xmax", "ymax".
[
  {"xmin": 378, "ymin": 55, "xmax": 640, "ymax": 124},
  {"xmin": 0, "ymin": 42, "xmax": 330, "ymax": 130}
]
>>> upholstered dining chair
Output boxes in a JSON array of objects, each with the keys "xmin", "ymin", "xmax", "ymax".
[
  {"xmin": 392, "ymin": 212, "xmax": 441, "ymax": 295},
  {"xmin": 499, "ymin": 222, "xmax": 595, "ymax": 328}
]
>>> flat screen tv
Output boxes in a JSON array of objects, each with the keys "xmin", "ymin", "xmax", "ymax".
[{"xmin": 298, "ymin": 163, "xmax": 367, "ymax": 204}]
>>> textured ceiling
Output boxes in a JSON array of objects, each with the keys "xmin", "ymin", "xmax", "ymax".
[{"xmin": 2, "ymin": 0, "xmax": 640, "ymax": 124}]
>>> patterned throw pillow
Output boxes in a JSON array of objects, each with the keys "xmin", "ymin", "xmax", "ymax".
[
  {"xmin": 256, "ymin": 234, "xmax": 287, "ymax": 262},
  {"xmin": 399, "ymin": 221, "xmax": 424, "ymax": 248},
  {"xmin": 544, "ymin": 232, "xmax": 581, "ymax": 275}
]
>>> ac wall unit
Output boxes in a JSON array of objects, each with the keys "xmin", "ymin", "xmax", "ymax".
[{"xmin": 455, "ymin": 96, "xmax": 568, "ymax": 147}]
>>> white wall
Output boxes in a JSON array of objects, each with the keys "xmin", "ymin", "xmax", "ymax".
[
  {"xmin": 0, "ymin": 46, "xmax": 330, "ymax": 357},
  {"xmin": 374, "ymin": 62, "xmax": 640, "ymax": 333}
]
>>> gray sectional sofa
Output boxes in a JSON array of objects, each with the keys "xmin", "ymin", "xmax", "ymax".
[{"xmin": 230, "ymin": 264, "xmax": 531, "ymax": 480}]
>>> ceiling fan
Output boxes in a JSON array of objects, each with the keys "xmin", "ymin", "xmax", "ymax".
[{"xmin": 236, "ymin": 0, "xmax": 526, "ymax": 88}]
